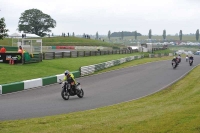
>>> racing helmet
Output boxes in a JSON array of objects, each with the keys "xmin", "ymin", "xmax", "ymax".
[{"xmin": 64, "ymin": 70, "xmax": 70, "ymax": 76}]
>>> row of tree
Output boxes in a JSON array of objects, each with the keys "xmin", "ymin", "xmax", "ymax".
[
  {"xmin": 148, "ymin": 29, "xmax": 200, "ymax": 41},
  {"xmin": 94, "ymin": 29, "xmax": 200, "ymax": 41}
]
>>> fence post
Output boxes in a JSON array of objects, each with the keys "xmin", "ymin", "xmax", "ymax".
[
  {"xmin": 62, "ymin": 52, "xmax": 64, "ymax": 58},
  {"xmin": 77, "ymin": 51, "xmax": 79, "ymax": 57},
  {"xmin": 70, "ymin": 51, "xmax": 72, "ymax": 57},
  {"xmin": 22, "ymin": 54, "xmax": 24, "ymax": 64},
  {"xmin": 43, "ymin": 53, "xmax": 45, "ymax": 60},
  {"xmin": 53, "ymin": 52, "xmax": 55, "ymax": 59}
]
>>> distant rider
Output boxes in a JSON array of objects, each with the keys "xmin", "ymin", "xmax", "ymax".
[
  {"xmin": 186, "ymin": 55, "xmax": 189, "ymax": 62},
  {"xmin": 172, "ymin": 57, "xmax": 178, "ymax": 66},
  {"xmin": 178, "ymin": 54, "xmax": 181, "ymax": 63},
  {"xmin": 63, "ymin": 70, "xmax": 78, "ymax": 94},
  {"xmin": 189, "ymin": 55, "xmax": 194, "ymax": 63}
]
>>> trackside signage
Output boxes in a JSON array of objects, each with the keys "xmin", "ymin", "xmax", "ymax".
[{"xmin": 0, "ymin": 53, "xmax": 22, "ymax": 63}]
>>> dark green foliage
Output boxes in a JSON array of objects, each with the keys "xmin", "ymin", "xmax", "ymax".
[
  {"xmin": 0, "ymin": 18, "xmax": 9, "ymax": 40},
  {"xmin": 121, "ymin": 31, "xmax": 124, "ymax": 40},
  {"xmin": 196, "ymin": 29, "xmax": 199, "ymax": 41},
  {"xmin": 18, "ymin": 8, "xmax": 56, "ymax": 37},
  {"xmin": 134, "ymin": 31, "xmax": 137, "ymax": 40},
  {"xmin": 148, "ymin": 29, "xmax": 152, "ymax": 39},
  {"xmin": 96, "ymin": 32, "xmax": 99, "ymax": 40},
  {"xmin": 179, "ymin": 30, "xmax": 183, "ymax": 41},
  {"xmin": 108, "ymin": 30, "xmax": 111, "ymax": 40},
  {"xmin": 163, "ymin": 29, "xmax": 166, "ymax": 40},
  {"xmin": 110, "ymin": 31, "xmax": 142, "ymax": 37}
]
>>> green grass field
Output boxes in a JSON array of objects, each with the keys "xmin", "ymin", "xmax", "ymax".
[{"xmin": 0, "ymin": 56, "xmax": 199, "ymax": 133}]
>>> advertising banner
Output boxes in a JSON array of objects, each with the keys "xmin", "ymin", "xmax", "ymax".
[{"xmin": 0, "ymin": 53, "xmax": 22, "ymax": 63}]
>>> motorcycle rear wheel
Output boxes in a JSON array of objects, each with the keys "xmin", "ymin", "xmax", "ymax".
[{"xmin": 61, "ymin": 89, "xmax": 70, "ymax": 100}]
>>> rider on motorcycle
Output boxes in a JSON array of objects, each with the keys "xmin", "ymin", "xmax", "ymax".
[
  {"xmin": 177, "ymin": 54, "xmax": 181, "ymax": 63},
  {"xmin": 186, "ymin": 55, "xmax": 189, "ymax": 62},
  {"xmin": 172, "ymin": 56, "xmax": 178, "ymax": 66},
  {"xmin": 63, "ymin": 70, "xmax": 77, "ymax": 93},
  {"xmin": 189, "ymin": 55, "xmax": 194, "ymax": 63}
]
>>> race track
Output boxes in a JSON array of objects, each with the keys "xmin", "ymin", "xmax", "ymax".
[{"xmin": 0, "ymin": 56, "xmax": 200, "ymax": 120}]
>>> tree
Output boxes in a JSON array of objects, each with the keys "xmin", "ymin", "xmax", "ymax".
[
  {"xmin": 196, "ymin": 29, "xmax": 199, "ymax": 41},
  {"xmin": 18, "ymin": 8, "xmax": 56, "ymax": 37},
  {"xmin": 0, "ymin": 18, "xmax": 9, "ymax": 40},
  {"xmin": 148, "ymin": 29, "xmax": 152, "ymax": 39},
  {"xmin": 121, "ymin": 31, "xmax": 124, "ymax": 40},
  {"xmin": 163, "ymin": 29, "xmax": 166, "ymax": 40},
  {"xmin": 134, "ymin": 31, "xmax": 137, "ymax": 40},
  {"xmin": 96, "ymin": 32, "xmax": 99, "ymax": 40},
  {"xmin": 179, "ymin": 30, "xmax": 182, "ymax": 41},
  {"xmin": 108, "ymin": 30, "xmax": 111, "ymax": 40}
]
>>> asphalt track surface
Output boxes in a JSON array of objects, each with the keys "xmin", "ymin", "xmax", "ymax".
[{"xmin": 0, "ymin": 56, "xmax": 200, "ymax": 121}]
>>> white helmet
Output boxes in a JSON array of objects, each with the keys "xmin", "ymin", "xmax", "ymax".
[{"xmin": 64, "ymin": 70, "xmax": 70, "ymax": 76}]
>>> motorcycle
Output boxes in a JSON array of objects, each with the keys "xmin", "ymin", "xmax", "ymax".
[
  {"xmin": 186, "ymin": 57, "xmax": 189, "ymax": 62},
  {"xmin": 172, "ymin": 61, "xmax": 178, "ymax": 69},
  {"xmin": 59, "ymin": 79, "xmax": 84, "ymax": 100},
  {"xmin": 177, "ymin": 58, "xmax": 181, "ymax": 63},
  {"xmin": 189, "ymin": 59, "xmax": 193, "ymax": 66}
]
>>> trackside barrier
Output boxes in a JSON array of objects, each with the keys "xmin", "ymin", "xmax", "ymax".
[
  {"xmin": 1, "ymin": 82, "xmax": 24, "ymax": 94},
  {"xmin": 149, "ymin": 53, "xmax": 173, "ymax": 58},
  {"xmin": 24, "ymin": 78, "xmax": 42, "ymax": 90},
  {"xmin": 43, "ymin": 49, "xmax": 138, "ymax": 60},
  {"xmin": 80, "ymin": 55, "xmax": 143, "ymax": 76},
  {"xmin": 0, "ymin": 71, "xmax": 81, "ymax": 94}
]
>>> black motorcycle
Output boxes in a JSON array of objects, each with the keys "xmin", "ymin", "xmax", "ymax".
[
  {"xmin": 59, "ymin": 79, "xmax": 84, "ymax": 100},
  {"xmin": 189, "ymin": 59, "xmax": 193, "ymax": 66},
  {"xmin": 172, "ymin": 61, "xmax": 178, "ymax": 69}
]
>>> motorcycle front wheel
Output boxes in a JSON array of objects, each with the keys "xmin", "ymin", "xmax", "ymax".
[
  {"xmin": 61, "ymin": 88, "xmax": 69, "ymax": 100},
  {"xmin": 77, "ymin": 89, "xmax": 84, "ymax": 98}
]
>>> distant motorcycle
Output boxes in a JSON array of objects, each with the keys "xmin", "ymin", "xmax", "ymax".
[
  {"xmin": 172, "ymin": 61, "xmax": 178, "ymax": 69},
  {"xmin": 189, "ymin": 59, "xmax": 193, "ymax": 66},
  {"xmin": 59, "ymin": 79, "xmax": 84, "ymax": 100},
  {"xmin": 186, "ymin": 57, "xmax": 189, "ymax": 62}
]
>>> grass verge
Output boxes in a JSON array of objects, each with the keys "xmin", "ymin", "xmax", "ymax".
[{"xmin": 0, "ymin": 61, "xmax": 199, "ymax": 133}]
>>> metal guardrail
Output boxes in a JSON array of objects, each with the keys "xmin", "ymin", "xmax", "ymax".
[
  {"xmin": 80, "ymin": 55, "xmax": 143, "ymax": 76},
  {"xmin": 42, "ymin": 50, "xmax": 138, "ymax": 60}
]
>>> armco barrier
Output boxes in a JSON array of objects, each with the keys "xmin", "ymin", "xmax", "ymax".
[{"xmin": 80, "ymin": 55, "xmax": 143, "ymax": 76}]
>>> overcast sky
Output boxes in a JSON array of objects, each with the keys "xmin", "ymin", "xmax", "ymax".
[{"xmin": 0, "ymin": 0, "xmax": 199, "ymax": 36}]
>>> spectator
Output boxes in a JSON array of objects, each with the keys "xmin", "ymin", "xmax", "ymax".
[
  {"xmin": 0, "ymin": 46, "xmax": 6, "ymax": 53},
  {"xmin": 18, "ymin": 46, "xmax": 25, "ymax": 54}
]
